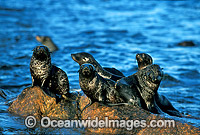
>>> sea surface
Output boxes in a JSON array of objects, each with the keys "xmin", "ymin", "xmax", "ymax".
[{"xmin": 0, "ymin": 0, "xmax": 200, "ymax": 134}]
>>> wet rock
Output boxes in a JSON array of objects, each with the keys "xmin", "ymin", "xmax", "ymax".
[
  {"xmin": 178, "ymin": 41, "xmax": 195, "ymax": 47},
  {"xmin": 80, "ymin": 96, "xmax": 200, "ymax": 134},
  {"xmin": 7, "ymin": 86, "xmax": 200, "ymax": 134},
  {"xmin": 8, "ymin": 86, "xmax": 79, "ymax": 120}
]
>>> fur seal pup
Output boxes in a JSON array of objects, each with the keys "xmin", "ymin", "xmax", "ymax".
[
  {"xmin": 136, "ymin": 53, "xmax": 182, "ymax": 116},
  {"xmin": 0, "ymin": 89, "xmax": 7, "ymax": 99},
  {"xmin": 30, "ymin": 46, "xmax": 69, "ymax": 102},
  {"xmin": 115, "ymin": 64, "xmax": 163, "ymax": 114},
  {"xmin": 78, "ymin": 63, "xmax": 125, "ymax": 112},
  {"xmin": 36, "ymin": 36, "xmax": 58, "ymax": 52},
  {"xmin": 136, "ymin": 64, "xmax": 164, "ymax": 114},
  {"xmin": 71, "ymin": 52, "xmax": 125, "ymax": 81}
]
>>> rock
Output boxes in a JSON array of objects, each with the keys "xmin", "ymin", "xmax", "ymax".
[
  {"xmin": 80, "ymin": 96, "xmax": 200, "ymax": 134},
  {"xmin": 8, "ymin": 86, "xmax": 79, "ymax": 120},
  {"xmin": 8, "ymin": 86, "xmax": 199, "ymax": 134},
  {"xmin": 178, "ymin": 41, "xmax": 195, "ymax": 47}
]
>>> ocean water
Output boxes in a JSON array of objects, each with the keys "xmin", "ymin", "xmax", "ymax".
[{"xmin": 0, "ymin": 0, "xmax": 199, "ymax": 134}]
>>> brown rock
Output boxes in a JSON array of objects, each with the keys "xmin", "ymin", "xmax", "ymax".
[
  {"xmin": 80, "ymin": 96, "xmax": 200, "ymax": 134},
  {"xmin": 8, "ymin": 86, "xmax": 199, "ymax": 134},
  {"xmin": 8, "ymin": 86, "xmax": 79, "ymax": 120}
]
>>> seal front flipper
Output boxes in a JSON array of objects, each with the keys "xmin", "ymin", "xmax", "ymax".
[
  {"xmin": 0, "ymin": 89, "xmax": 7, "ymax": 99},
  {"xmin": 146, "ymin": 97, "xmax": 163, "ymax": 114},
  {"xmin": 155, "ymin": 94, "xmax": 182, "ymax": 117},
  {"xmin": 115, "ymin": 77, "xmax": 142, "ymax": 107},
  {"xmin": 81, "ymin": 98, "xmax": 93, "ymax": 113}
]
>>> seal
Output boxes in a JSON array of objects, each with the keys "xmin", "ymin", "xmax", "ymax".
[
  {"xmin": 136, "ymin": 53, "xmax": 182, "ymax": 116},
  {"xmin": 30, "ymin": 46, "xmax": 69, "ymax": 102},
  {"xmin": 178, "ymin": 41, "xmax": 195, "ymax": 47},
  {"xmin": 71, "ymin": 52, "xmax": 124, "ymax": 81},
  {"xmin": 136, "ymin": 64, "xmax": 164, "ymax": 114},
  {"xmin": 0, "ymin": 89, "xmax": 7, "ymax": 99},
  {"xmin": 78, "ymin": 63, "xmax": 125, "ymax": 112},
  {"xmin": 115, "ymin": 64, "xmax": 163, "ymax": 114},
  {"xmin": 36, "ymin": 36, "xmax": 58, "ymax": 52}
]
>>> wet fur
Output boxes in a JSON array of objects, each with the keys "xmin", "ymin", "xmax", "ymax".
[
  {"xmin": 136, "ymin": 53, "xmax": 182, "ymax": 116},
  {"xmin": 78, "ymin": 64, "xmax": 125, "ymax": 111},
  {"xmin": 30, "ymin": 46, "xmax": 69, "ymax": 102},
  {"xmin": 136, "ymin": 64, "xmax": 163, "ymax": 114}
]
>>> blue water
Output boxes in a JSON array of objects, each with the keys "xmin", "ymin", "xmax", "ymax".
[{"xmin": 0, "ymin": 0, "xmax": 200, "ymax": 134}]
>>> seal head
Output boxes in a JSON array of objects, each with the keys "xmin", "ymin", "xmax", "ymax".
[
  {"xmin": 136, "ymin": 53, "xmax": 153, "ymax": 70},
  {"xmin": 72, "ymin": 53, "xmax": 95, "ymax": 66},
  {"xmin": 72, "ymin": 52, "xmax": 124, "ymax": 81}
]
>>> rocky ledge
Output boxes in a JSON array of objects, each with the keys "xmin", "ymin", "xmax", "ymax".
[{"xmin": 8, "ymin": 86, "xmax": 200, "ymax": 134}]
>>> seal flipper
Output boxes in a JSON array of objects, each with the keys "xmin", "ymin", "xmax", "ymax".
[
  {"xmin": 155, "ymin": 94, "xmax": 182, "ymax": 117},
  {"xmin": 116, "ymin": 79, "xmax": 142, "ymax": 107},
  {"xmin": 103, "ymin": 67, "xmax": 125, "ymax": 77},
  {"xmin": 0, "ymin": 89, "xmax": 7, "ymax": 99},
  {"xmin": 147, "ymin": 97, "xmax": 163, "ymax": 114},
  {"xmin": 81, "ymin": 98, "xmax": 93, "ymax": 113},
  {"xmin": 105, "ymin": 102, "xmax": 129, "ymax": 106}
]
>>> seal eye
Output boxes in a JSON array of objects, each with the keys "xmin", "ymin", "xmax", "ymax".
[{"xmin": 83, "ymin": 57, "xmax": 89, "ymax": 62}]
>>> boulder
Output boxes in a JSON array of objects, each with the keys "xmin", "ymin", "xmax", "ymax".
[
  {"xmin": 80, "ymin": 96, "xmax": 199, "ymax": 134},
  {"xmin": 8, "ymin": 86, "xmax": 79, "ymax": 120},
  {"xmin": 8, "ymin": 86, "xmax": 200, "ymax": 134}
]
